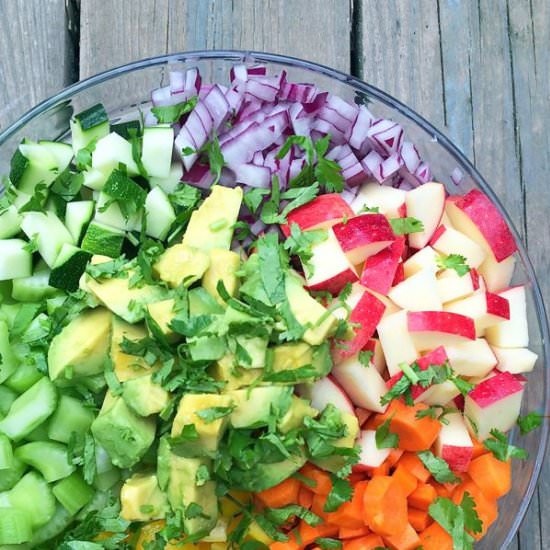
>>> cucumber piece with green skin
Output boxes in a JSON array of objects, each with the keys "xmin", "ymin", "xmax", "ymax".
[
  {"xmin": 4, "ymin": 365, "xmax": 42, "ymax": 394},
  {"xmin": 52, "ymin": 472, "xmax": 95, "ymax": 515},
  {"xmin": 0, "ymin": 240, "xmax": 32, "ymax": 281},
  {"xmin": 0, "ymin": 320, "xmax": 18, "ymax": 384},
  {"xmin": 144, "ymin": 186, "xmax": 176, "ymax": 240},
  {"xmin": 49, "ymin": 244, "xmax": 92, "ymax": 292},
  {"xmin": 91, "ymin": 132, "xmax": 140, "ymax": 176},
  {"xmin": 0, "ymin": 206, "xmax": 22, "ymax": 239},
  {"xmin": 65, "ymin": 200, "xmax": 95, "ymax": 242},
  {"xmin": 141, "ymin": 124, "xmax": 174, "ymax": 179},
  {"xmin": 70, "ymin": 103, "xmax": 110, "ymax": 153},
  {"xmin": 0, "ymin": 386, "xmax": 17, "ymax": 416},
  {"xmin": 0, "ymin": 507, "xmax": 32, "ymax": 545},
  {"xmin": 15, "ymin": 441, "xmax": 75, "ymax": 482},
  {"xmin": 0, "ymin": 377, "xmax": 57, "ymax": 441},
  {"xmin": 111, "ymin": 119, "xmax": 141, "ymax": 140},
  {"xmin": 20, "ymin": 211, "xmax": 74, "ymax": 267},
  {"xmin": 80, "ymin": 221, "xmax": 125, "ymax": 258},
  {"xmin": 11, "ymin": 261, "xmax": 57, "ymax": 303}
]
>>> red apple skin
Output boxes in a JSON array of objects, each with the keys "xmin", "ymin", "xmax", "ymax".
[
  {"xmin": 332, "ymin": 214, "xmax": 395, "ymax": 258},
  {"xmin": 310, "ymin": 375, "xmax": 355, "ymax": 415},
  {"xmin": 429, "ymin": 224, "xmax": 445, "ymax": 246},
  {"xmin": 280, "ymin": 193, "xmax": 353, "ymax": 237},
  {"xmin": 407, "ymin": 311, "xmax": 476, "ymax": 340},
  {"xmin": 332, "ymin": 290, "xmax": 386, "ymax": 363},
  {"xmin": 306, "ymin": 266, "xmax": 358, "ymax": 295},
  {"xmin": 440, "ymin": 445, "xmax": 473, "ymax": 473},
  {"xmin": 485, "ymin": 292, "xmax": 510, "ymax": 320},
  {"xmin": 453, "ymin": 394, "xmax": 465, "ymax": 411},
  {"xmin": 397, "ymin": 203, "xmax": 407, "ymax": 218},
  {"xmin": 359, "ymin": 236, "xmax": 405, "ymax": 295},
  {"xmin": 448, "ymin": 190, "xmax": 517, "ymax": 261},
  {"xmin": 392, "ymin": 262, "xmax": 405, "ymax": 287},
  {"xmin": 470, "ymin": 269, "xmax": 481, "ymax": 291},
  {"xmin": 468, "ymin": 371, "xmax": 524, "ymax": 407}
]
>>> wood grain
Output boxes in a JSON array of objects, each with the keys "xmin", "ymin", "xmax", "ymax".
[{"xmin": 0, "ymin": 0, "xmax": 73, "ymax": 131}]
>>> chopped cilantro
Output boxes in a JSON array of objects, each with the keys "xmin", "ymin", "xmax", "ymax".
[
  {"xmin": 358, "ymin": 350, "xmax": 374, "ymax": 367},
  {"xmin": 22, "ymin": 235, "xmax": 39, "ymax": 253},
  {"xmin": 416, "ymin": 405, "xmax": 457, "ymax": 425},
  {"xmin": 75, "ymin": 139, "xmax": 97, "ymax": 171},
  {"xmin": 244, "ymin": 187, "xmax": 270, "ymax": 214},
  {"xmin": 315, "ymin": 538, "xmax": 343, "ymax": 549},
  {"xmin": 389, "ymin": 216, "xmax": 424, "ymax": 235},
  {"xmin": 517, "ymin": 411, "xmax": 543, "ymax": 435},
  {"xmin": 358, "ymin": 204, "xmax": 380, "ymax": 214},
  {"xmin": 375, "ymin": 418, "xmax": 399, "ymax": 449},
  {"xmin": 323, "ymin": 474, "xmax": 353, "ymax": 513},
  {"xmin": 483, "ymin": 429, "xmax": 528, "ymax": 461},
  {"xmin": 257, "ymin": 232, "xmax": 287, "ymax": 304},
  {"xmin": 86, "ymin": 256, "xmax": 128, "ymax": 280},
  {"xmin": 18, "ymin": 182, "xmax": 49, "ymax": 213},
  {"xmin": 195, "ymin": 464, "xmax": 211, "ymax": 486},
  {"xmin": 204, "ymin": 134, "xmax": 224, "ymax": 185},
  {"xmin": 417, "ymin": 450, "xmax": 461, "ymax": 483},
  {"xmin": 150, "ymin": 96, "xmax": 198, "ymax": 123},
  {"xmin": 437, "ymin": 253, "xmax": 471, "ymax": 276},
  {"xmin": 283, "ymin": 223, "xmax": 327, "ymax": 274},
  {"xmin": 99, "ymin": 169, "xmax": 147, "ymax": 221},
  {"xmin": 195, "ymin": 406, "xmax": 235, "ymax": 424}
]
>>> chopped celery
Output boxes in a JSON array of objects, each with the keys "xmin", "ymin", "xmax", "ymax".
[
  {"xmin": 0, "ymin": 455, "xmax": 26, "ymax": 492},
  {"xmin": 15, "ymin": 441, "xmax": 75, "ymax": 482},
  {"xmin": 53, "ymin": 471, "xmax": 95, "ymax": 515},
  {"xmin": 4, "ymin": 364, "xmax": 42, "ymax": 394},
  {"xmin": 30, "ymin": 503, "xmax": 74, "ymax": 546},
  {"xmin": 0, "ymin": 385, "xmax": 17, "ymax": 416},
  {"xmin": 0, "ymin": 320, "xmax": 17, "ymax": 384},
  {"xmin": 0, "ymin": 507, "xmax": 32, "ymax": 545},
  {"xmin": 0, "ymin": 434, "xmax": 13, "ymax": 469},
  {"xmin": 48, "ymin": 394, "xmax": 96, "ymax": 444}
]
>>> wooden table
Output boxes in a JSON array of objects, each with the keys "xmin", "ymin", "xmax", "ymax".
[{"xmin": 0, "ymin": 0, "xmax": 548, "ymax": 547}]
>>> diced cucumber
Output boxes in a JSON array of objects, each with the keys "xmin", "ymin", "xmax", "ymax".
[
  {"xmin": 82, "ymin": 167, "xmax": 110, "ymax": 191},
  {"xmin": 45, "ymin": 192, "xmax": 68, "ymax": 218},
  {"xmin": 15, "ymin": 441, "xmax": 75, "ymax": 482},
  {"xmin": 0, "ymin": 507, "xmax": 32, "ymax": 545},
  {"xmin": 94, "ymin": 191, "xmax": 142, "ymax": 232},
  {"xmin": 35, "ymin": 141, "xmax": 73, "ymax": 171},
  {"xmin": 0, "ymin": 206, "xmax": 22, "ymax": 239},
  {"xmin": 53, "ymin": 472, "xmax": 94, "ymax": 515},
  {"xmin": 65, "ymin": 200, "xmax": 95, "ymax": 242},
  {"xmin": 0, "ymin": 433, "xmax": 13, "ymax": 469},
  {"xmin": 48, "ymin": 394, "xmax": 95, "ymax": 444},
  {"xmin": 0, "ymin": 386, "xmax": 17, "ymax": 416},
  {"xmin": 11, "ymin": 260, "xmax": 57, "ymax": 302},
  {"xmin": 111, "ymin": 119, "xmax": 141, "ymax": 140},
  {"xmin": 29, "ymin": 503, "xmax": 74, "ymax": 547},
  {"xmin": 0, "ymin": 240, "xmax": 32, "ymax": 281},
  {"xmin": 91, "ymin": 132, "xmax": 139, "ymax": 176},
  {"xmin": 0, "ymin": 281, "xmax": 13, "ymax": 304},
  {"xmin": 50, "ymin": 168, "xmax": 84, "ymax": 201},
  {"xmin": 49, "ymin": 244, "xmax": 91, "ymax": 292},
  {"xmin": 0, "ymin": 321, "xmax": 18, "ymax": 384},
  {"xmin": 0, "ymin": 304, "xmax": 21, "ymax": 330},
  {"xmin": 70, "ymin": 103, "xmax": 110, "ymax": 153},
  {"xmin": 144, "ymin": 186, "xmax": 176, "ymax": 240},
  {"xmin": 81, "ymin": 221, "xmax": 125, "ymax": 258},
  {"xmin": 149, "ymin": 162, "xmax": 183, "ymax": 194},
  {"xmin": 0, "ymin": 377, "xmax": 57, "ymax": 441},
  {"xmin": 141, "ymin": 124, "xmax": 174, "ymax": 178},
  {"xmin": 4, "ymin": 365, "xmax": 42, "ymax": 394},
  {"xmin": 46, "ymin": 294, "xmax": 67, "ymax": 315},
  {"xmin": 20, "ymin": 211, "xmax": 74, "ymax": 267}
]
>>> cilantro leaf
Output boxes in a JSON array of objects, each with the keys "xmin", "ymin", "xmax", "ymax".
[
  {"xmin": 18, "ymin": 182, "xmax": 49, "ymax": 213},
  {"xmin": 256, "ymin": 232, "xmax": 287, "ymax": 304},
  {"xmin": 283, "ymin": 223, "xmax": 327, "ymax": 274},
  {"xmin": 517, "ymin": 411, "xmax": 543, "ymax": 435},
  {"xmin": 22, "ymin": 235, "xmax": 39, "ymax": 253},
  {"xmin": 315, "ymin": 538, "xmax": 342, "ymax": 549},
  {"xmin": 264, "ymin": 505, "xmax": 321, "ymax": 527},
  {"xmin": 150, "ymin": 96, "xmax": 198, "ymax": 123},
  {"xmin": 195, "ymin": 464, "xmax": 211, "ymax": 486},
  {"xmin": 483, "ymin": 429, "xmax": 528, "ymax": 461},
  {"xmin": 195, "ymin": 406, "xmax": 234, "ymax": 424},
  {"xmin": 375, "ymin": 418, "xmax": 399, "ymax": 449},
  {"xmin": 75, "ymin": 139, "xmax": 97, "ymax": 171},
  {"xmin": 314, "ymin": 136, "xmax": 344, "ymax": 193},
  {"xmin": 263, "ymin": 364, "xmax": 318, "ymax": 383},
  {"xmin": 168, "ymin": 424, "xmax": 200, "ymax": 446},
  {"xmin": 85, "ymin": 256, "xmax": 128, "ymax": 280},
  {"xmin": 323, "ymin": 474, "xmax": 353, "ymax": 513},
  {"xmin": 358, "ymin": 350, "xmax": 374, "ymax": 367},
  {"xmin": 452, "ymin": 376, "xmax": 474, "ymax": 396},
  {"xmin": 279, "ymin": 183, "xmax": 320, "ymax": 221},
  {"xmin": 437, "ymin": 253, "xmax": 471, "ymax": 276},
  {"xmin": 244, "ymin": 188, "xmax": 270, "ymax": 214},
  {"xmin": 204, "ymin": 134, "xmax": 224, "ymax": 185},
  {"xmin": 358, "ymin": 204, "xmax": 380, "ymax": 214},
  {"xmin": 416, "ymin": 405, "xmax": 457, "ymax": 425},
  {"xmin": 169, "ymin": 183, "xmax": 201, "ymax": 209},
  {"xmin": 417, "ymin": 450, "xmax": 461, "ymax": 483},
  {"xmin": 429, "ymin": 495, "xmax": 478, "ymax": 550},
  {"xmin": 389, "ymin": 217, "xmax": 424, "ymax": 235}
]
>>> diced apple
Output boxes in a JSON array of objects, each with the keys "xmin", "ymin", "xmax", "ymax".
[
  {"xmin": 355, "ymin": 408, "xmax": 372, "ymax": 427},
  {"xmin": 444, "ymin": 339, "xmax": 497, "ymax": 377},
  {"xmin": 492, "ymin": 346, "xmax": 537, "ymax": 374},
  {"xmin": 436, "ymin": 268, "xmax": 480, "ymax": 304},
  {"xmin": 351, "ymin": 182, "xmax": 406, "ymax": 218},
  {"xmin": 408, "ymin": 311, "xmax": 476, "ymax": 351},
  {"xmin": 464, "ymin": 371, "xmax": 524, "ymax": 440},
  {"xmin": 308, "ymin": 376, "xmax": 355, "ymax": 416},
  {"xmin": 429, "ymin": 225, "xmax": 487, "ymax": 268},
  {"xmin": 418, "ymin": 381, "xmax": 461, "ymax": 406},
  {"xmin": 444, "ymin": 190, "xmax": 517, "ymax": 261},
  {"xmin": 360, "ymin": 236, "xmax": 405, "ymax": 295},
  {"xmin": 332, "ymin": 214, "xmax": 395, "ymax": 266},
  {"xmin": 403, "ymin": 246, "xmax": 439, "ymax": 277},
  {"xmin": 435, "ymin": 413, "xmax": 473, "ymax": 472},
  {"xmin": 363, "ymin": 338, "xmax": 386, "ymax": 374},
  {"xmin": 280, "ymin": 193, "xmax": 353, "ymax": 237},
  {"xmin": 485, "ymin": 286, "xmax": 528, "ymax": 348},
  {"xmin": 377, "ymin": 310, "xmax": 418, "ymax": 376},
  {"xmin": 388, "ymin": 268, "xmax": 442, "ymax": 311},
  {"xmin": 444, "ymin": 291, "xmax": 510, "ymax": 336},
  {"xmin": 406, "ymin": 182, "xmax": 446, "ymax": 249},
  {"xmin": 354, "ymin": 430, "xmax": 391, "ymax": 471},
  {"xmin": 305, "ymin": 230, "xmax": 358, "ymax": 295},
  {"xmin": 332, "ymin": 354, "xmax": 389, "ymax": 413},
  {"xmin": 367, "ymin": 289, "xmax": 401, "ymax": 318},
  {"xmin": 477, "ymin": 253, "xmax": 515, "ymax": 293}
]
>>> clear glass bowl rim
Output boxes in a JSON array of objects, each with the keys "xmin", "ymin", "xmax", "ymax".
[{"xmin": 1, "ymin": 49, "xmax": 548, "ymax": 547}]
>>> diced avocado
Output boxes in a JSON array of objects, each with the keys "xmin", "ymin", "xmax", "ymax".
[
  {"xmin": 84, "ymin": 267, "xmax": 169, "ymax": 323},
  {"xmin": 189, "ymin": 287, "xmax": 224, "ymax": 316},
  {"xmin": 234, "ymin": 335, "xmax": 268, "ymax": 369},
  {"xmin": 171, "ymin": 393, "xmax": 233, "ymax": 456},
  {"xmin": 202, "ymin": 249, "xmax": 241, "ymax": 304},
  {"xmin": 272, "ymin": 342, "xmax": 313, "ymax": 372},
  {"xmin": 312, "ymin": 411, "xmax": 359, "ymax": 473},
  {"xmin": 91, "ymin": 395, "xmax": 155, "ymax": 468},
  {"xmin": 146, "ymin": 299, "xmax": 179, "ymax": 342},
  {"xmin": 153, "ymin": 244, "xmax": 210, "ymax": 288},
  {"xmin": 48, "ymin": 307, "xmax": 112, "ymax": 381},
  {"xmin": 165, "ymin": 454, "xmax": 218, "ymax": 536},
  {"xmin": 111, "ymin": 317, "xmax": 155, "ymax": 382},
  {"xmin": 187, "ymin": 335, "xmax": 227, "ymax": 362},
  {"xmin": 120, "ymin": 473, "xmax": 169, "ymax": 521},
  {"xmin": 285, "ymin": 273, "xmax": 337, "ymax": 345},
  {"xmin": 182, "ymin": 185, "xmax": 243, "ymax": 252},
  {"xmin": 230, "ymin": 386, "xmax": 293, "ymax": 429},
  {"xmin": 278, "ymin": 396, "xmax": 319, "ymax": 433},
  {"xmin": 209, "ymin": 353, "xmax": 263, "ymax": 391},
  {"xmin": 122, "ymin": 374, "xmax": 170, "ymax": 416}
]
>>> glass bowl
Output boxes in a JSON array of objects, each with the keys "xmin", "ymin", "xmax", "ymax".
[{"xmin": 0, "ymin": 50, "xmax": 548, "ymax": 549}]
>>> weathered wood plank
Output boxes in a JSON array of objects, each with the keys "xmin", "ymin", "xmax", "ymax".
[{"xmin": 0, "ymin": 0, "xmax": 73, "ymax": 131}]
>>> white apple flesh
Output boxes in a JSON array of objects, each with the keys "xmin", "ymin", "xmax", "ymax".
[
  {"xmin": 477, "ymin": 253, "xmax": 515, "ymax": 293},
  {"xmin": 405, "ymin": 182, "xmax": 446, "ymax": 249},
  {"xmin": 403, "ymin": 246, "xmax": 439, "ymax": 277},
  {"xmin": 363, "ymin": 338, "xmax": 387, "ymax": 374},
  {"xmin": 492, "ymin": 346, "xmax": 538, "ymax": 374},
  {"xmin": 444, "ymin": 338, "xmax": 497, "ymax": 377},
  {"xmin": 436, "ymin": 268, "xmax": 480, "ymax": 304},
  {"xmin": 435, "ymin": 412, "xmax": 474, "ymax": 472},
  {"xmin": 377, "ymin": 310, "xmax": 418, "ymax": 376},
  {"xmin": 388, "ymin": 268, "xmax": 442, "ymax": 311},
  {"xmin": 351, "ymin": 182, "xmax": 406, "ymax": 218},
  {"xmin": 407, "ymin": 311, "xmax": 476, "ymax": 351},
  {"xmin": 485, "ymin": 285, "xmax": 529, "ymax": 348},
  {"xmin": 354, "ymin": 429, "xmax": 391, "ymax": 471},
  {"xmin": 308, "ymin": 376, "xmax": 355, "ymax": 416},
  {"xmin": 429, "ymin": 224, "xmax": 487, "ymax": 268}
]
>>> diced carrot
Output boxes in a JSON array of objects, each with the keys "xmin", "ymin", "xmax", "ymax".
[
  {"xmin": 369, "ymin": 401, "xmax": 441, "ymax": 451},
  {"xmin": 369, "ymin": 461, "xmax": 390, "ymax": 477},
  {"xmin": 363, "ymin": 476, "xmax": 408, "ymax": 536},
  {"xmin": 270, "ymin": 533, "xmax": 301, "ymax": 550},
  {"xmin": 298, "ymin": 487, "xmax": 314, "ymax": 509},
  {"xmin": 397, "ymin": 453, "xmax": 431, "ymax": 483},
  {"xmin": 432, "ymin": 481, "xmax": 453, "ymax": 499},
  {"xmin": 386, "ymin": 448, "xmax": 404, "ymax": 467},
  {"xmin": 383, "ymin": 523, "xmax": 422, "ymax": 550},
  {"xmin": 452, "ymin": 480, "xmax": 498, "ymax": 539},
  {"xmin": 326, "ymin": 480, "xmax": 368, "ymax": 529},
  {"xmin": 468, "ymin": 453, "xmax": 512, "ymax": 499},
  {"xmin": 418, "ymin": 522, "xmax": 453, "ymax": 550},
  {"xmin": 442, "ymin": 472, "xmax": 468, "ymax": 495},
  {"xmin": 408, "ymin": 507, "xmax": 431, "ymax": 532},
  {"xmin": 311, "ymin": 492, "xmax": 330, "ymax": 522},
  {"xmin": 343, "ymin": 534, "xmax": 385, "ymax": 550},
  {"xmin": 257, "ymin": 477, "xmax": 301, "ymax": 509},
  {"xmin": 392, "ymin": 464, "xmax": 418, "ymax": 497},
  {"xmin": 298, "ymin": 520, "xmax": 339, "ymax": 546},
  {"xmin": 471, "ymin": 436, "xmax": 488, "ymax": 459},
  {"xmin": 339, "ymin": 525, "xmax": 371, "ymax": 539},
  {"xmin": 408, "ymin": 483, "xmax": 437, "ymax": 510},
  {"xmin": 299, "ymin": 464, "xmax": 332, "ymax": 495}
]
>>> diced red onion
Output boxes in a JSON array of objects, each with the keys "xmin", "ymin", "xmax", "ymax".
[
  {"xmin": 289, "ymin": 158, "xmax": 307, "ymax": 181},
  {"xmin": 311, "ymin": 119, "xmax": 347, "ymax": 144},
  {"xmin": 151, "ymin": 85, "xmax": 173, "ymax": 107},
  {"xmin": 415, "ymin": 162, "xmax": 432, "ymax": 183},
  {"xmin": 234, "ymin": 163, "xmax": 272, "ymax": 188},
  {"xmin": 362, "ymin": 150, "xmax": 385, "ymax": 183},
  {"xmin": 367, "ymin": 120, "xmax": 404, "ymax": 156},
  {"xmin": 340, "ymin": 186, "xmax": 360, "ymax": 205},
  {"xmin": 182, "ymin": 162, "xmax": 214, "ymax": 189},
  {"xmin": 302, "ymin": 91, "xmax": 328, "ymax": 114},
  {"xmin": 252, "ymin": 151, "xmax": 264, "ymax": 165},
  {"xmin": 400, "ymin": 141, "xmax": 421, "ymax": 173},
  {"xmin": 349, "ymin": 105, "xmax": 375, "ymax": 151},
  {"xmin": 325, "ymin": 95, "xmax": 358, "ymax": 123},
  {"xmin": 225, "ymin": 86, "xmax": 244, "ymax": 113},
  {"xmin": 451, "ymin": 167, "xmax": 464, "ymax": 185},
  {"xmin": 245, "ymin": 77, "xmax": 280, "ymax": 103},
  {"xmin": 144, "ymin": 111, "xmax": 158, "ymax": 127},
  {"xmin": 169, "ymin": 71, "xmax": 186, "ymax": 93},
  {"xmin": 175, "ymin": 127, "xmax": 198, "ymax": 171},
  {"xmin": 380, "ymin": 152, "xmax": 404, "ymax": 180},
  {"xmin": 184, "ymin": 68, "xmax": 201, "ymax": 96},
  {"xmin": 202, "ymin": 85, "xmax": 230, "ymax": 128}
]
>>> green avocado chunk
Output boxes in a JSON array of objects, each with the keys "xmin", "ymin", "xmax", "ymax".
[{"xmin": 229, "ymin": 386, "xmax": 293, "ymax": 429}]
